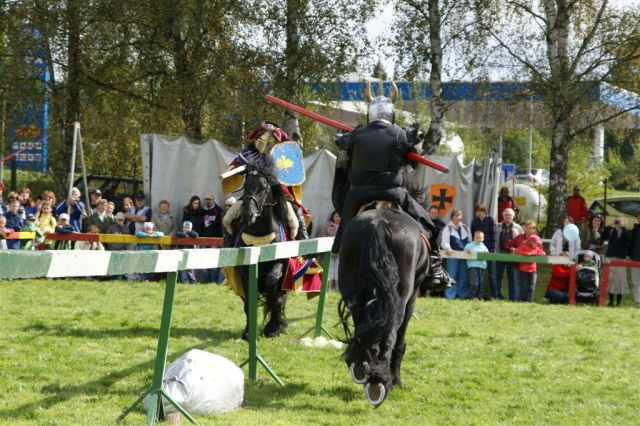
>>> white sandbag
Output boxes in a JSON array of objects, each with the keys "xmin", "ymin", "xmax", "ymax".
[{"xmin": 144, "ymin": 349, "xmax": 244, "ymax": 415}]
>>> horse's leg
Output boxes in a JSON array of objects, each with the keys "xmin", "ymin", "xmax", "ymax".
[
  {"xmin": 390, "ymin": 293, "xmax": 416, "ymax": 388},
  {"xmin": 262, "ymin": 261, "xmax": 287, "ymax": 338},
  {"xmin": 239, "ymin": 266, "xmax": 250, "ymax": 341}
]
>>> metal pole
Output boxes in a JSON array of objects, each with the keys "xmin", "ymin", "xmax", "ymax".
[
  {"xmin": 1, "ymin": 99, "xmax": 5, "ymax": 183},
  {"xmin": 248, "ymin": 263, "xmax": 258, "ymax": 381},
  {"xmin": 77, "ymin": 124, "xmax": 91, "ymax": 216},
  {"xmin": 67, "ymin": 122, "xmax": 79, "ymax": 199}
]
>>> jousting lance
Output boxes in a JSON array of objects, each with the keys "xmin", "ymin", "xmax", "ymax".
[{"xmin": 264, "ymin": 94, "xmax": 449, "ymax": 173}]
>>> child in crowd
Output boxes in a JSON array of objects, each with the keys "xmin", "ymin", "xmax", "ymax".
[
  {"xmin": 53, "ymin": 213, "xmax": 75, "ymax": 249},
  {"xmin": 176, "ymin": 221, "xmax": 198, "ymax": 284},
  {"xmin": 135, "ymin": 222, "xmax": 164, "ymax": 282},
  {"xmin": 0, "ymin": 215, "xmax": 13, "ymax": 250},
  {"xmin": 578, "ymin": 252, "xmax": 597, "ymax": 269},
  {"xmin": 21, "ymin": 214, "xmax": 45, "ymax": 250},
  {"xmin": 75, "ymin": 225, "xmax": 105, "ymax": 250},
  {"xmin": 5, "ymin": 199, "xmax": 24, "ymax": 249},
  {"xmin": 464, "ymin": 230, "xmax": 489, "ymax": 300},
  {"xmin": 38, "ymin": 201, "xmax": 57, "ymax": 249},
  {"xmin": 512, "ymin": 220, "xmax": 545, "ymax": 303}
]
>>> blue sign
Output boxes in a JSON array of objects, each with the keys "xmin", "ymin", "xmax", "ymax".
[
  {"xmin": 271, "ymin": 142, "xmax": 305, "ymax": 186},
  {"xmin": 9, "ymin": 41, "xmax": 48, "ymax": 172},
  {"xmin": 501, "ymin": 163, "xmax": 516, "ymax": 183}
]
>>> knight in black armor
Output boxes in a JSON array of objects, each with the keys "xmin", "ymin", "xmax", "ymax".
[{"xmin": 331, "ymin": 81, "xmax": 452, "ymax": 289}]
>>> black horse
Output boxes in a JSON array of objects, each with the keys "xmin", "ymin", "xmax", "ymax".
[
  {"xmin": 230, "ymin": 160, "xmax": 292, "ymax": 340},
  {"xmin": 338, "ymin": 207, "xmax": 430, "ymax": 407}
]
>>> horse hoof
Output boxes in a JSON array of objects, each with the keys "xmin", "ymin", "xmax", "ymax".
[
  {"xmin": 349, "ymin": 361, "xmax": 370, "ymax": 384},
  {"xmin": 364, "ymin": 382, "xmax": 387, "ymax": 407}
]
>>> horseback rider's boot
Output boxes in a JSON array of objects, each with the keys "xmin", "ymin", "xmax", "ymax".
[
  {"xmin": 293, "ymin": 205, "xmax": 309, "ymax": 240},
  {"xmin": 418, "ymin": 218, "xmax": 454, "ymax": 293}
]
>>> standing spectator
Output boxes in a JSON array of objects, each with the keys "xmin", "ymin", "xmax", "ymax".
[
  {"xmin": 176, "ymin": 221, "xmax": 198, "ymax": 284},
  {"xmin": 182, "ymin": 195, "xmax": 204, "ymax": 235},
  {"xmin": 106, "ymin": 212, "xmax": 130, "ymax": 251},
  {"xmin": 17, "ymin": 187, "xmax": 33, "ymax": 210},
  {"xmin": 86, "ymin": 199, "xmax": 113, "ymax": 233},
  {"xmin": 38, "ymin": 202, "xmax": 57, "ymax": 248},
  {"xmin": 125, "ymin": 192, "xmax": 152, "ymax": 234},
  {"xmin": 0, "ymin": 182, "xmax": 7, "ymax": 215},
  {"xmin": 566, "ymin": 185, "xmax": 589, "ymax": 231},
  {"xmin": 428, "ymin": 205, "xmax": 447, "ymax": 235},
  {"xmin": 201, "ymin": 194, "xmax": 224, "ymax": 284},
  {"xmin": 545, "ymin": 252, "xmax": 572, "ymax": 304},
  {"xmin": 629, "ymin": 211, "xmax": 640, "ymax": 309},
  {"xmin": 441, "ymin": 209, "xmax": 471, "ymax": 299},
  {"xmin": 4, "ymin": 199, "xmax": 24, "ymax": 249},
  {"xmin": 26, "ymin": 194, "xmax": 44, "ymax": 217},
  {"xmin": 495, "ymin": 208, "xmax": 523, "ymax": 301},
  {"xmin": 55, "ymin": 187, "xmax": 86, "ymax": 232},
  {"xmin": 225, "ymin": 197, "xmax": 237, "ymax": 212},
  {"xmin": 582, "ymin": 214, "xmax": 605, "ymax": 254},
  {"xmin": 106, "ymin": 201, "xmax": 116, "ymax": 218},
  {"xmin": 41, "ymin": 190, "xmax": 57, "ymax": 208},
  {"xmin": 497, "ymin": 186, "xmax": 518, "ymax": 222},
  {"xmin": 152, "ymin": 200, "xmax": 177, "ymax": 237},
  {"xmin": 319, "ymin": 211, "xmax": 341, "ymax": 291},
  {"xmin": 0, "ymin": 215, "xmax": 11, "ymax": 250},
  {"xmin": 550, "ymin": 216, "xmax": 581, "ymax": 260},
  {"xmin": 470, "ymin": 203, "xmax": 497, "ymax": 299},
  {"xmin": 603, "ymin": 216, "xmax": 631, "ymax": 307},
  {"xmin": 511, "ymin": 221, "xmax": 545, "ymax": 303},
  {"xmin": 135, "ymin": 221, "xmax": 164, "ymax": 282},
  {"xmin": 89, "ymin": 189, "xmax": 102, "ymax": 213},
  {"xmin": 464, "ymin": 230, "xmax": 489, "ymax": 300}
]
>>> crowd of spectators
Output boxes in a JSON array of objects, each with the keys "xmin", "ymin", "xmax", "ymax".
[
  {"xmin": 435, "ymin": 185, "xmax": 640, "ymax": 308},
  {"xmin": 0, "ymin": 184, "xmax": 236, "ymax": 284}
]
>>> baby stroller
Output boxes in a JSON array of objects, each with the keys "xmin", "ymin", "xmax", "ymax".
[{"xmin": 575, "ymin": 250, "xmax": 601, "ymax": 305}]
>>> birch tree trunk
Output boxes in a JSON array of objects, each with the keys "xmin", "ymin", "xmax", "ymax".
[
  {"xmin": 424, "ymin": 0, "xmax": 444, "ymax": 155},
  {"xmin": 281, "ymin": 0, "xmax": 303, "ymax": 143}
]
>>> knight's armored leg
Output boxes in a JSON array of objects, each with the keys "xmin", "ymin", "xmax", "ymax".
[
  {"xmin": 293, "ymin": 204, "xmax": 308, "ymax": 240},
  {"xmin": 418, "ymin": 218, "xmax": 454, "ymax": 291}
]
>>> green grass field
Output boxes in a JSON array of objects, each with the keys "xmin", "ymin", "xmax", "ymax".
[{"xmin": 1, "ymin": 277, "xmax": 639, "ymax": 425}]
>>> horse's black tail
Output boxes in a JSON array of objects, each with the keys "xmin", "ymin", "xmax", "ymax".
[{"xmin": 343, "ymin": 219, "xmax": 400, "ymax": 363}]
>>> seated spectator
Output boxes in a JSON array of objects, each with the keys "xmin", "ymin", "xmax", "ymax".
[
  {"xmin": 53, "ymin": 213, "xmax": 75, "ymax": 249},
  {"xmin": 545, "ymin": 252, "xmax": 571, "ymax": 304},
  {"xmin": 75, "ymin": 225, "xmax": 105, "ymax": 250},
  {"xmin": 21, "ymin": 214, "xmax": 45, "ymax": 250},
  {"xmin": 511, "ymin": 220, "xmax": 545, "ymax": 303},
  {"xmin": 4, "ymin": 198, "xmax": 24, "ymax": 249},
  {"xmin": 86, "ymin": 199, "xmax": 113, "ymax": 233},
  {"xmin": 176, "ymin": 221, "xmax": 198, "ymax": 284},
  {"xmin": 105, "ymin": 212, "xmax": 130, "ymax": 251}
]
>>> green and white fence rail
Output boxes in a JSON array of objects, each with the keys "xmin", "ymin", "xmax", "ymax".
[{"xmin": 0, "ymin": 237, "xmax": 334, "ymax": 425}]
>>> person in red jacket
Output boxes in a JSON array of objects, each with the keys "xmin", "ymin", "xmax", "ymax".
[
  {"xmin": 567, "ymin": 185, "xmax": 589, "ymax": 224},
  {"xmin": 511, "ymin": 220, "xmax": 545, "ymax": 302},
  {"xmin": 545, "ymin": 252, "xmax": 571, "ymax": 304}
]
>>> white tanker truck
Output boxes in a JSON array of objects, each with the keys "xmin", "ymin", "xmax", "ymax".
[{"xmin": 503, "ymin": 183, "xmax": 547, "ymax": 224}]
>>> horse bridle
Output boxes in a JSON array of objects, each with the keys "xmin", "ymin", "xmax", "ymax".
[{"xmin": 245, "ymin": 173, "xmax": 277, "ymax": 220}]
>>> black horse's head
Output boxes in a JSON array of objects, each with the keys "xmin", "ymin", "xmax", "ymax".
[{"xmin": 241, "ymin": 156, "xmax": 286, "ymax": 227}]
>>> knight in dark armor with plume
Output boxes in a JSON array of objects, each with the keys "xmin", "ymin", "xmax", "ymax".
[{"xmin": 331, "ymin": 81, "xmax": 452, "ymax": 289}]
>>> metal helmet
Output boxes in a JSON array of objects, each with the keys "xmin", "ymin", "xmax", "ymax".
[{"xmin": 365, "ymin": 81, "xmax": 398, "ymax": 124}]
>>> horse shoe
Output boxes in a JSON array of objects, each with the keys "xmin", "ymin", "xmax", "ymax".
[
  {"xmin": 364, "ymin": 382, "xmax": 386, "ymax": 407},
  {"xmin": 349, "ymin": 361, "xmax": 370, "ymax": 384}
]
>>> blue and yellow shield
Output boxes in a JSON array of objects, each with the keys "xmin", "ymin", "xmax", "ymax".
[{"xmin": 271, "ymin": 142, "xmax": 305, "ymax": 186}]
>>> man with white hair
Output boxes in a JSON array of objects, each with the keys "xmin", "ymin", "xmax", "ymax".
[
  {"xmin": 494, "ymin": 208, "xmax": 523, "ymax": 301},
  {"xmin": 54, "ymin": 187, "xmax": 86, "ymax": 232}
]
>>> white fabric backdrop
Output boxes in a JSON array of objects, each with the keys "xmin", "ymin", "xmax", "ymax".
[{"xmin": 141, "ymin": 134, "xmax": 498, "ymax": 231}]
